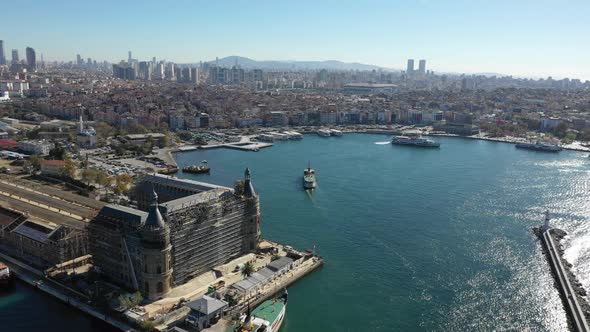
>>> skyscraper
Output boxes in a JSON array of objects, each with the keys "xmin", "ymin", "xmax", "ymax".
[
  {"xmin": 418, "ymin": 59, "xmax": 426, "ymax": 75},
  {"xmin": 11, "ymin": 49, "xmax": 19, "ymax": 64},
  {"xmin": 406, "ymin": 59, "xmax": 414, "ymax": 75},
  {"xmin": 26, "ymin": 47, "xmax": 36, "ymax": 71},
  {"xmin": 128, "ymin": 51, "xmax": 132, "ymax": 63},
  {"xmin": 0, "ymin": 40, "xmax": 5, "ymax": 65},
  {"xmin": 77, "ymin": 54, "xmax": 83, "ymax": 66}
]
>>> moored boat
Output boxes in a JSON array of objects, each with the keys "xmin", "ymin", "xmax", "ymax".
[
  {"xmin": 515, "ymin": 142, "xmax": 562, "ymax": 152},
  {"xmin": 391, "ymin": 135, "xmax": 440, "ymax": 148},
  {"xmin": 317, "ymin": 128, "xmax": 331, "ymax": 137},
  {"xmin": 303, "ymin": 162, "xmax": 316, "ymax": 190},
  {"xmin": 182, "ymin": 160, "xmax": 211, "ymax": 174},
  {"xmin": 227, "ymin": 291, "xmax": 288, "ymax": 332},
  {"xmin": 0, "ymin": 262, "xmax": 14, "ymax": 287},
  {"xmin": 329, "ymin": 129, "xmax": 343, "ymax": 137}
]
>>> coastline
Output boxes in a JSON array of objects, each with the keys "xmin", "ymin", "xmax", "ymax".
[{"xmin": 167, "ymin": 130, "xmax": 590, "ymax": 168}]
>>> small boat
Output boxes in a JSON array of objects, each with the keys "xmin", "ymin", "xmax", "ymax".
[
  {"xmin": 392, "ymin": 135, "xmax": 440, "ymax": 148},
  {"xmin": 0, "ymin": 262, "xmax": 14, "ymax": 287},
  {"xmin": 330, "ymin": 129, "xmax": 343, "ymax": 137},
  {"xmin": 227, "ymin": 291, "xmax": 288, "ymax": 332},
  {"xmin": 515, "ymin": 142, "xmax": 562, "ymax": 152},
  {"xmin": 182, "ymin": 160, "xmax": 210, "ymax": 174},
  {"xmin": 303, "ymin": 162, "xmax": 316, "ymax": 190},
  {"xmin": 317, "ymin": 128, "xmax": 331, "ymax": 137}
]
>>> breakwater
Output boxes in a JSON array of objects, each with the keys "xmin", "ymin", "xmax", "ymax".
[{"xmin": 534, "ymin": 227, "xmax": 590, "ymax": 331}]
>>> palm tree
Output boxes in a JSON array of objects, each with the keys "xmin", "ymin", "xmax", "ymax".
[{"xmin": 241, "ymin": 262, "xmax": 254, "ymax": 278}]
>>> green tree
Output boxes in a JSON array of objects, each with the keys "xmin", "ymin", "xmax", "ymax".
[
  {"xmin": 62, "ymin": 159, "xmax": 78, "ymax": 178},
  {"xmin": 241, "ymin": 262, "xmax": 254, "ymax": 278},
  {"xmin": 49, "ymin": 145, "xmax": 68, "ymax": 160},
  {"xmin": 81, "ymin": 168, "xmax": 99, "ymax": 185},
  {"xmin": 29, "ymin": 155, "xmax": 44, "ymax": 171}
]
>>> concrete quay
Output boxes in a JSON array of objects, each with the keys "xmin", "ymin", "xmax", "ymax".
[
  {"xmin": 534, "ymin": 227, "xmax": 590, "ymax": 331},
  {"xmin": 0, "ymin": 251, "xmax": 136, "ymax": 332}
]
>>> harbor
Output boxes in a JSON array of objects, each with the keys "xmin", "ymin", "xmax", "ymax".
[{"xmin": 3, "ymin": 134, "xmax": 590, "ymax": 331}]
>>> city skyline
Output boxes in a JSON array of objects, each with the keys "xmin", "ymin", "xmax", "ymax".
[{"xmin": 2, "ymin": 0, "xmax": 590, "ymax": 80}]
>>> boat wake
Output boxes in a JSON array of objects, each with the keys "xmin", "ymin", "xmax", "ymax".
[{"xmin": 374, "ymin": 141, "xmax": 391, "ymax": 145}]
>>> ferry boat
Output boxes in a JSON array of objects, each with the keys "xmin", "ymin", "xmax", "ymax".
[
  {"xmin": 317, "ymin": 128, "xmax": 331, "ymax": 137},
  {"xmin": 515, "ymin": 142, "xmax": 562, "ymax": 152},
  {"xmin": 303, "ymin": 163, "xmax": 316, "ymax": 190},
  {"xmin": 0, "ymin": 262, "xmax": 14, "ymax": 287},
  {"xmin": 227, "ymin": 292, "xmax": 287, "ymax": 332},
  {"xmin": 330, "ymin": 129, "xmax": 343, "ymax": 137},
  {"xmin": 391, "ymin": 135, "xmax": 440, "ymax": 148},
  {"xmin": 182, "ymin": 160, "xmax": 210, "ymax": 174}
]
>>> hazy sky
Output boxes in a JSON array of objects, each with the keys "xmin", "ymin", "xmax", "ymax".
[{"xmin": 3, "ymin": 0, "xmax": 589, "ymax": 80}]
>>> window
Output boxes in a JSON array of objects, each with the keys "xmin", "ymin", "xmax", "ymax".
[
  {"xmin": 145, "ymin": 282, "xmax": 149, "ymax": 293},
  {"xmin": 157, "ymin": 282, "xmax": 163, "ymax": 293},
  {"xmin": 144, "ymin": 264, "xmax": 148, "ymax": 273},
  {"xmin": 157, "ymin": 266, "xmax": 162, "ymax": 274}
]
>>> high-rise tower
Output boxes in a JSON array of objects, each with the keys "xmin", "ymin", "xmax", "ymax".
[
  {"xmin": 11, "ymin": 49, "xmax": 19, "ymax": 64},
  {"xmin": 0, "ymin": 40, "xmax": 5, "ymax": 65},
  {"xmin": 26, "ymin": 47, "xmax": 36, "ymax": 71},
  {"xmin": 418, "ymin": 59, "xmax": 426, "ymax": 75},
  {"xmin": 406, "ymin": 59, "xmax": 414, "ymax": 75}
]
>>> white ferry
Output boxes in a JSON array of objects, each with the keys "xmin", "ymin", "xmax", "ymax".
[
  {"xmin": 303, "ymin": 163, "xmax": 316, "ymax": 190},
  {"xmin": 515, "ymin": 142, "xmax": 562, "ymax": 152},
  {"xmin": 227, "ymin": 292, "xmax": 288, "ymax": 332},
  {"xmin": 391, "ymin": 135, "xmax": 440, "ymax": 148}
]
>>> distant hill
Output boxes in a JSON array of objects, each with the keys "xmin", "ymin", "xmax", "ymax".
[{"xmin": 204, "ymin": 56, "xmax": 389, "ymax": 71}]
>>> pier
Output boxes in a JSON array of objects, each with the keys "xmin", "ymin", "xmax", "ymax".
[{"xmin": 535, "ymin": 212, "xmax": 590, "ymax": 332}]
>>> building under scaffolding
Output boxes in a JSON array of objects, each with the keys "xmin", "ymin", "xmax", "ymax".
[
  {"xmin": 0, "ymin": 206, "xmax": 88, "ymax": 268},
  {"xmin": 88, "ymin": 169, "xmax": 260, "ymax": 300}
]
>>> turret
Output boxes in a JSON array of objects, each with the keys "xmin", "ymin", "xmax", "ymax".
[
  {"xmin": 140, "ymin": 189, "xmax": 172, "ymax": 299},
  {"xmin": 244, "ymin": 167, "xmax": 256, "ymax": 197}
]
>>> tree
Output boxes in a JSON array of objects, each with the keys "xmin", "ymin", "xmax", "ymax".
[
  {"xmin": 81, "ymin": 168, "xmax": 99, "ymax": 185},
  {"xmin": 241, "ymin": 262, "xmax": 254, "ymax": 278},
  {"xmin": 95, "ymin": 122, "xmax": 115, "ymax": 140},
  {"xmin": 29, "ymin": 155, "xmax": 44, "ymax": 171},
  {"xmin": 114, "ymin": 174, "xmax": 133, "ymax": 195},
  {"xmin": 62, "ymin": 159, "xmax": 78, "ymax": 178},
  {"xmin": 49, "ymin": 145, "xmax": 68, "ymax": 160}
]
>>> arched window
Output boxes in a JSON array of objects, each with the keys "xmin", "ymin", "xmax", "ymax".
[
  {"xmin": 145, "ymin": 282, "xmax": 149, "ymax": 293},
  {"xmin": 157, "ymin": 282, "xmax": 163, "ymax": 293},
  {"xmin": 157, "ymin": 265, "xmax": 162, "ymax": 274}
]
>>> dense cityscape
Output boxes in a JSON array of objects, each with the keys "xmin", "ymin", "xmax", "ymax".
[{"xmin": 1, "ymin": 4, "xmax": 590, "ymax": 330}]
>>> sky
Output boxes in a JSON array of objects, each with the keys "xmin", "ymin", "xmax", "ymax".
[{"xmin": 2, "ymin": 0, "xmax": 589, "ymax": 80}]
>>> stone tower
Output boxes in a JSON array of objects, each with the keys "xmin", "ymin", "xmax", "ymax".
[
  {"xmin": 140, "ymin": 190, "xmax": 173, "ymax": 300},
  {"xmin": 243, "ymin": 168, "xmax": 261, "ymax": 248}
]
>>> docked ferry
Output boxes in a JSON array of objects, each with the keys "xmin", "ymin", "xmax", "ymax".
[
  {"xmin": 182, "ymin": 160, "xmax": 211, "ymax": 174},
  {"xmin": 303, "ymin": 163, "xmax": 316, "ymax": 190},
  {"xmin": 515, "ymin": 142, "xmax": 562, "ymax": 152},
  {"xmin": 391, "ymin": 135, "xmax": 440, "ymax": 148},
  {"xmin": 227, "ymin": 292, "xmax": 287, "ymax": 332}
]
